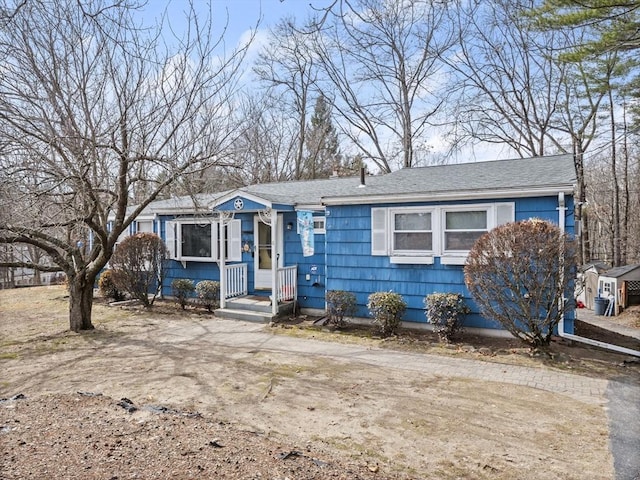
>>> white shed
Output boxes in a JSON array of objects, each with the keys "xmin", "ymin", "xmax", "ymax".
[
  {"xmin": 576, "ymin": 262, "xmax": 610, "ymax": 310},
  {"xmin": 598, "ymin": 264, "xmax": 640, "ymax": 315}
]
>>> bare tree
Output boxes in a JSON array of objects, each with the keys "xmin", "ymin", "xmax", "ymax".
[
  {"xmin": 0, "ymin": 0, "xmax": 251, "ymax": 331},
  {"xmin": 311, "ymin": 0, "xmax": 455, "ymax": 172},
  {"xmin": 445, "ymin": 1, "xmax": 614, "ymax": 265},
  {"xmin": 254, "ymin": 18, "xmax": 319, "ymax": 179},
  {"xmin": 446, "ymin": 0, "xmax": 568, "ymax": 157}
]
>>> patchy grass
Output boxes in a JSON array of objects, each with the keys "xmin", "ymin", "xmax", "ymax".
[{"xmin": 270, "ymin": 317, "xmax": 640, "ymax": 381}]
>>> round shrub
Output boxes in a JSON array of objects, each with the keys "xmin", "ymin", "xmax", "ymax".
[
  {"xmin": 325, "ymin": 290, "xmax": 357, "ymax": 328},
  {"xmin": 464, "ymin": 218, "xmax": 577, "ymax": 347},
  {"xmin": 98, "ymin": 270, "xmax": 125, "ymax": 301},
  {"xmin": 367, "ymin": 291, "xmax": 406, "ymax": 337},
  {"xmin": 171, "ymin": 278, "xmax": 195, "ymax": 310},
  {"xmin": 195, "ymin": 280, "xmax": 220, "ymax": 312},
  {"xmin": 425, "ymin": 292, "xmax": 470, "ymax": 343}
]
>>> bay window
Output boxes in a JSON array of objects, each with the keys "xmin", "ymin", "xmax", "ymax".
[{"xmin": 166, "ymin": 219, "xmax": 241, "ymax": 262}]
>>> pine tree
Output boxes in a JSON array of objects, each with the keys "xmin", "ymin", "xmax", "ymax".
[{"xmin": 303, "ymin": 94, "xmax": 339, "ymax": 179}]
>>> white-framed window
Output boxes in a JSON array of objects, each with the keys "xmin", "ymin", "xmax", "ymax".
[
  {"xmin": 313, "ymin": 216, "xmax": 326, "ymax": 234},
  {"xmin": 166, "ymin": 219, "xmax": 241, "ymax": 262},
  {"xmin": 371, "ymin": 202, "xmax": 515, "ymax": 265},
  {"xmin": 135, "ymin": 220, "xmax": 154, "ymax": 234},
  {"xmin": 599, "ymin": 280, "xmax": 612, "ymax": 296},
  {"xmin": 443, "ymin": 209, "xmax": 488, "ymax": 252},
  {"xmin": 391, "ymin": 208, "xmax": 434, "ymax": 255}
]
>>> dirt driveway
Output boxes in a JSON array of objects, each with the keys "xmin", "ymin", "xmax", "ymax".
[{"xmin": 1, "ymin": 286, "xmax": 638, "ymax": 479}]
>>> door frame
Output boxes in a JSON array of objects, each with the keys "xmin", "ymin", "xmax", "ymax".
[{"xmin": 253, "ymin": 214, "xmax": 284, "ymax": 290}]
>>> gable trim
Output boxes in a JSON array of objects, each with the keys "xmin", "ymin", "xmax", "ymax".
[{"xmin": 209, "ymin": 191, "xmax": 273, "ymax": 210}]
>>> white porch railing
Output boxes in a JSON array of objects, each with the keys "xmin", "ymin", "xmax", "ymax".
[
  {"xmin": 277, "ymin": 265, "xmax": 297, "ymax": 303},
  {"xmin": 225, "ymin": 263, "xmax": 248, "ymax": 299}
]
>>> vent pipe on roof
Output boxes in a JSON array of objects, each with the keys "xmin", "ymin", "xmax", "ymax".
[{"xmin": 358, "ymin": 166, "xmax": 366, "ymax": 188}]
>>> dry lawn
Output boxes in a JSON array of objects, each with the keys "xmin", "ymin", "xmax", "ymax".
[{"xmin": 1, "ymin": 286, "xmax": 638, "ymax": 479}]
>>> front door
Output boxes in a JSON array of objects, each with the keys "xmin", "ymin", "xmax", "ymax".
[{"xmin": 254, "ymin": 215, "xmax": 283, "ymax": 289}]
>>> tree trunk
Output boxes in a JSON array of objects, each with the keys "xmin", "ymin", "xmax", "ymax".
[
  {"xmin": 68, "ymin": 274, "xmax": 95, "ymax": 332},
  {"xmin": 574, "ymin": 144, "xmax": 590, "ymax": 265}
]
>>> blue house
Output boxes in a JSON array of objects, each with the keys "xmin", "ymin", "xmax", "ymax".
[{"xmin": 124, "ymin": 154, "xmax": 576, "ymax": 334}]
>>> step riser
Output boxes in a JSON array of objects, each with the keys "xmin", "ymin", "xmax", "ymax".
[
  {"xmin": 215, "ymin": 308, "xmax": 273, "ymax": 323},
  {"xmin": 225, "ymin": 299, "xmax": 272, "ymax": 313}
]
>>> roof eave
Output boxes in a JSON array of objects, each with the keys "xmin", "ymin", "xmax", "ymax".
[{"xmin": 321, "ymin": 184, "xmax": 575, "ymax": 206}]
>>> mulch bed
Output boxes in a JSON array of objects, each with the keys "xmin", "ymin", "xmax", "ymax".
[{"xmin": 574, "ymin": 320, "xmax": 640, "ymax": 352}]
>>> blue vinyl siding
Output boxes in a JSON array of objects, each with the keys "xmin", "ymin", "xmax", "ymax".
[
  {"xmin": 282, "ymin": 212, "xmax": 326, "ymax": 310},
  {"xmin": 325, "ymin": 196, "xmax": 575, "ymax": 331},
  {"xmin": 159, "ymin": 212, "xmax": 328, "ymax": 310},
  {"xmin": 155, "ymin": 193, "xmax": 574, "ymax": 334}
]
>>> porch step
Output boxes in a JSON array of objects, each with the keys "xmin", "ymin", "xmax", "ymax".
[
  {"xmin": 215, "ymin": 295, "xmax": 296, "ymax": 323},
  {"xmin": 225, "ymin": 296, "xmax": 272, "ymax": 313},
  {"xmin": 214, "ymin": 308, "xmax": 274, "ymax": 323}
]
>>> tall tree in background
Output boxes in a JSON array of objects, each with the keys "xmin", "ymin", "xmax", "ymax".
[
  {"xmin": 532, "ymin": 1, "xmax": 640, "ymax": 56},
  {"xmin": 311, "ymin": 0, "xmax": 455, "ymax": 172},
  {"xmin": 0, "ymin": 0, "xmax": 249, "ymax": 331},
  {"xmin": 446, "ymin": 0, "xmax": 568, "ymax": 158},
  {"xmin": 254, "ymin": 18, "xmax": 319, "ymax": 180},
  {"xmin": 529, "ymin": 0, "xmax": 640, "ymax": 265},
  {"xmin": 304, "ymin": 94, "xmax": 340, "ymax": 179}
]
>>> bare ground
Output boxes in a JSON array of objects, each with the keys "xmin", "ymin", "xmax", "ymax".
[{"xmin": 1, "ymin": 286, "xmax": 639, "ymax": 479}]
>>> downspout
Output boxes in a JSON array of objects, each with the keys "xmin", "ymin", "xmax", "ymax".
[
  {"xmin": 557, "ymin": 192, "xmax": 640, "ymax": 357},
  {"xmin": 219, "ymin": 218, "xmax": 226, "ymax": 310},
  {"xmin": 271, "ymin": 212, "xmax": 278, "ymax": 317}
]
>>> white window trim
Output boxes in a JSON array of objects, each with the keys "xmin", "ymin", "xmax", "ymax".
[
  {"xmin": 166, "ymin": 219, "xmax": 241, "ymax": 263},
  {"xmin": 135, "ymin": 219, "xmax": 155, "ymax": 234},
  {"xmin": 388, "ymin": 206, "xmax": 436, "ymax": 257},
  {"xmin": 371, "ymin": 202, "xmax": 515, "ymax": 264},
  {"xmin": 313, "ymin": 216, "xmax": 326, "ymax": 234}
]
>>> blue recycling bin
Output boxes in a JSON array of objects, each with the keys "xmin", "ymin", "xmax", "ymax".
[{"xmin": 594, "ymin": 297, "xmax": 607, "ymax": 316}]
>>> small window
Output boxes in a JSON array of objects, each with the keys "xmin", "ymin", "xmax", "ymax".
[
  {"xmin": 391, "ymin": 210, "xmax": 433, "ymax": 254},
  {"xmin": 600, "ymin": 280, "xmax": 612, "ymax": 295},
  {"xmin": 313, "ymin": 217, "xmax": 326, "ymax": 234},
  {"xmin": 444, "ymin": 210, "xmax": 487, "ymax": 251},
  {"xmin": 136, "ymin": 220, "xmax": 154, "ymax": 233}
]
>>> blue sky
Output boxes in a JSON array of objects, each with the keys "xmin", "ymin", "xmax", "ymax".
[
  {"xmin": 139, "ymin": 1, "xmax": 511, "ymax": 163},
  {"xmin": 147, "ymin": 0, "xmax": 334, "ymax": 51}
]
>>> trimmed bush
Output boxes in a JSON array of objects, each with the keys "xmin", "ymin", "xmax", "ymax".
[
  {"xmin": 425, "ymin": 293, "xmax": 470, "ymax": 343},
  {"xmin": 325, "ymin": 290, "xmax": 357, "ymax": 328},
  {"xmin": 464, "ymin": 218, "xmax": 577, "ymax": 347},
  {"xmin": 171, "ymin": 278, "xmax": 195, "ymax": 310},
  {"xmin": 367, "ymin": 291, "xmax": 406, "ymax": 337},
  {"xmin": 195, "ymin": 280, "xmax": 220, "ymax": 312},
  {"xmin": 98, "ymin": 270, "xmax": 125, "ymax": 301}
]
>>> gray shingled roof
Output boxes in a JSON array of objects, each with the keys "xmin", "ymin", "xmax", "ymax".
[
  {"xmin": 601, "ymin": 264, "xmax": 640, "ymax": 279},
  {"xmin": 228, "ymin": 154, "xmax": 575, "ymax": 206},
  {"xmin": 135, "ymin": 154, "xmax": 575, "ymax": 214}
]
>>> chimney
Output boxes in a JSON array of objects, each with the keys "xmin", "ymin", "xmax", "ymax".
[{"xmin": 358, "ymin": 166, "xmax": 366, "ymax": 188}]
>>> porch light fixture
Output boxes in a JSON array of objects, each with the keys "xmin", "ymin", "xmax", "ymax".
[{"xmin": 287, "ymin": 222, "xmax": 293, "ymax": 230}]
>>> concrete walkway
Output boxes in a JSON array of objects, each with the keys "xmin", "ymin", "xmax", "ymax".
[{"xmin": 166, "ymin": 317, "xmax": 612, "ymax": 405}]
